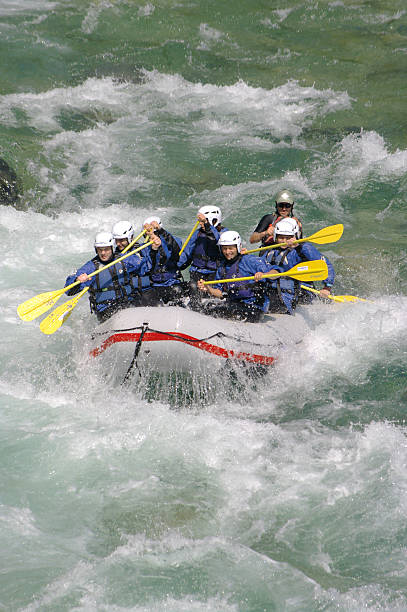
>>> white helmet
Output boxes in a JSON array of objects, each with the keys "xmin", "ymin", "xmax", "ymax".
[
  {"xmin": 218, "ymin": 230, "xmax": 242, "ymax": 254},
  {"xmin": 112, "ymin": 220, "xmax": 134, "ymax": 242},
  {"xmin": 273, "ymin": 218, "xmax": 300, "ymax": 241},
  {"xmin": 143, "ymin": 215, "xmax": 162, "ymax": 228},
  {"xmin": 198, "ymin": 205, "xmax": 222, "ymax": 227},
  {"xmin": 94, "ymin": 231, "xmax": 116, "ymax": 252}
]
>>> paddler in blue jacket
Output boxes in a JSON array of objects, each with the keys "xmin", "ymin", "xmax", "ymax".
[
  {"xmin": 197, "ymin": 230, "xmax": 271, "ymax": 322},
  {"xmin": 64, "ymin": 231, "xmax": 151, "ymax": 322},
  {"xmin": 178, "ymin": 205, "xmax": 227, "ymax": 309},
  {"xmin": 142, "ymin": 216, "xmax": 184, "ymax": 305},
  {"xmin": 178, "ymin": 206, "xmax": 226, "ymax": 281},
  {"xmin": 265, "ymin": 218, "xmax": 335, "ymax": 314},
  {"xmin": 112, "ymin": 220, "xmax": 152, "ymax": 304}
]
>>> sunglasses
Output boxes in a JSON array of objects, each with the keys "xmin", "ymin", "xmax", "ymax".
[{"xmin": 277, "ymin": 203, "xmax": 292, "ymax": 209}]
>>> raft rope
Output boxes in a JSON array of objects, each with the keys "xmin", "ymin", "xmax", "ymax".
[
  {"xmin": 122, "ymin": 322, "xmax": 149, "ymax": 385},
  {"xmin": 90, "ymin": 324, "xmax": 279, "ymax": 365},
  {"xmin": 91, "ymin": 324, "xmax": 282, "ymax": 350}
]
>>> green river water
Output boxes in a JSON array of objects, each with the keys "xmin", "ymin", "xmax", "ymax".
[{"xmin": 1, "ymin": 1, "xmax": 407, "ymax": 610}]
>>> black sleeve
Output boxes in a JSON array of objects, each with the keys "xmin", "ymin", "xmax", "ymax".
[
  {"xmin": 160, "ymin": 228, "xmax": 181, "ymax": 263},
  {"xmin": 204, "ymin": 222, "xmax": 218, "ymax": 242},
  {"xmin": 253, "ymin": 214, "xmax": 276, "ymax": 233},
  {"xmin": 150, "ymin": 248, "xmax": 158, "ymax": 268}
]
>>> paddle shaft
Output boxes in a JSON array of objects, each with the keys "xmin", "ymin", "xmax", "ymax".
[
  {"xmin": 64, "ymin": 240, "xmax": 153, "ymax": 293},
  {"xmin": 245, "ymin": 223, "xmax": 343, "ymax": 254},
  {"xmin": 300, "ymin": 284, "xmax": 344, "ymax": 303},
  {"xmin": 179, "ymin": 220, "xmax": 200, "ymax": 255},
  {"xmin": 203, "ymin": 260, "xmax": 328, "ymax": 285},
  {"xmin": 204, "ymin": 271, "xmax": 300, "ymax": 285},
  {"xmin": 121, "ymin": 229, "xmax": 146, "ymax": 254}
]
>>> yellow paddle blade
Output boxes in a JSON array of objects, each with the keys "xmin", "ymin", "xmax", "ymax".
[
  {"xmin": 18, "ymin": 240, "xmax": 153, "ymax": 323},
  {"xmin": 246, "ymin": 223, "xmax": 344, "ymax": 254},
  {"xmin": 339, "ymin": 295, "xmax": 369, "ymax": 303},
  {"xmin": 326, "ymin": 294, "xmax": 346, "ymax": 303},
  {"xmin": 39, "ymin": 287, "xmax": 89, "ymax": 335},
  {"xmin": 179, "ymin": 220, "xmax": 200, "ymax": 255},
  {"xmin": 305, "ymin": 223, "xmax": 344, "ymax": 245},
  {"xmin": 17, "ymin": 288, "xmax": 67, "ymax": 322},
  {"xmin": 265, "ymin": 260, "xmax": 328, "ymax": 282},
  {"xmin": 300, "ymin": 284, "xmax": 369, "ymax": 303}
]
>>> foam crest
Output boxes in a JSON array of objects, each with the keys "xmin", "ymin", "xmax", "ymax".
[
  {"xmin": 0, "ymin": 77, "xmax": 133, "ymax": 131},
  {"xmin": 309, "ymin": 130, "xmax": 407, "ymax": 204},
  {"xmin": 0, "ymin": 72, "xmax": 352, "ymax": 210},
  {"xmin": 143, "ymin": 71, "xmax": 351, "ymax": 139},
  {"xmin": 0, "ymin": 505, "xmax": 39, "ymax": 537},
  {"xmin": 271, "ymin": 297, "xmax": 407, "ymax": 398},
  {"xmin": 0, "ymin": 0, "xmax": 57, "ymax": 17},
  {"xmin": 0, "ymin": 73, "xmax": 350, "ymax": 137},
  {"xmin": 361, "ymin": 9, "xmax": 406, "ymax": 25}
]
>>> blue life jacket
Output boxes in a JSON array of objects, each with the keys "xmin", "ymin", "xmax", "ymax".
[
  {"xmin": 264, "ymin": 243, "xmax": 335, "ymax": 314},
  {"xmin": 191, "ymin": 228, "xmax": 220, "ymax": 272},
  {"xmin": 115, "ymin": 246, "xmax": 150, "ymax": 291},
  {"xmin": 178, "ymin": 224, "xmax": 226, "ymax": 275},
  {"xmin": 265, "ymin": 248, "xmax": 300, "ymax": 314},
  {"xmin": 89, "ymin": 256, "xmax": 141, "ymax": 313},
  {"xmin": 149, "ymin": 230, "xmax": 182, "ymax": 286},
  {"xmin": 217, "ymin": 254, "xmax": 270, "ymax": 312},
  {"xmin": 219, "ymin": 257, "xmax": 254, "ymax": 302},
  {"xmin": 265, "ymin": 242, "xmax": 335, "ymax": 285}
]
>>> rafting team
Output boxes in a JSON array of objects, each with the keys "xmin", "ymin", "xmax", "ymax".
[{"xmin": 65, "ymin": 189, "xmax": 335, "ymax": 324}]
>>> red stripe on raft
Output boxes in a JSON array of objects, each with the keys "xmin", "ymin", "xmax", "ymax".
[{"xmin": 89, "ymin": 331, "xmax": 275, "ymax": 365}]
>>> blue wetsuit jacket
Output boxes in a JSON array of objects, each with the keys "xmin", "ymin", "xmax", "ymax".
[
  {"xmin": 213, "ymin": 253, "xmax": 272, "ymax": 312},
  {"xmin": 146, "ymin": 228, "xmax": 182, "ymax": 286},
  {"xmin": 178, "ymin": 223, "xmax": 227, "ymax": 276},
  {"xmin": 264, "ymin": 243, "xmax": 335, "ymax": 313},
  {"xmin": 65, "ymin": 251, "xmax": 151, "ymax": 314}
]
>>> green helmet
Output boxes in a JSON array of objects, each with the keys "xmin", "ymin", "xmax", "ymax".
[{"xmin": 275, "ymin": 189, "xmax": 294, "ymax": 206}]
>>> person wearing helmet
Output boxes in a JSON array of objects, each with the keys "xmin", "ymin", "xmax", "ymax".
[
  {"xmin": 264, "ymin": 218, "xmax": 335, "ymax": 314},
  {"xmin": 249, "ymin": 189, "xmax": 303, "ymax": 246},
  {"xmin": 112, "ymin": 220, "xmax": 136, "ymax": 253},
  {"xmin": 142, "ymin": 216, "xmax": 184, "ymax": 305},
  {"xmin": 178, "ymin": 205, "xmax": 227, "ymax": 308},
  {"xmin": 197, "ymin": 230, "xmax": 271, "ymax": 322},
  {"xmin": 112, "ymin": 220, "xmax": 152, "ymax": 303},
  {"xmin": 64, "ymin": 230, "xmax": 151, "ymax": 321}
]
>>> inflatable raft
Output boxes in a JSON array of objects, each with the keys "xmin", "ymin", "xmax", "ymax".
[{"xmin": 88, "ymin": 306, "xmax": 310, "ymax": 379}]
